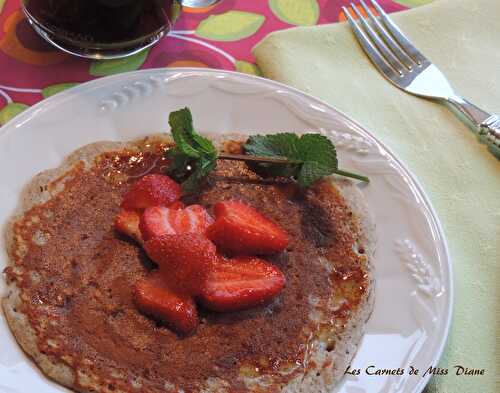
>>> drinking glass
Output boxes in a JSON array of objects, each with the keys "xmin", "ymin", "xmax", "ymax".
[{"xmin": 21, "ymin": 0, "xmax": 218, "ymax": 59}]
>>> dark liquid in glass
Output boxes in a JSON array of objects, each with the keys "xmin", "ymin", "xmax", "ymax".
[{"xmin": 23, "ymin": 0, "xmax": 178, "ymax": 58}]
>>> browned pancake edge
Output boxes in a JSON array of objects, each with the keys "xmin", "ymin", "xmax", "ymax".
[{"xmin": 2, "ymin": 133, "xmax": 375, "ymax": 393}]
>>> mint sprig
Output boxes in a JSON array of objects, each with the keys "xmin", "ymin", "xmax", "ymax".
[
  {"xmin": 244, "ymin": 133, "xmax": 369, "ymax": 187},
  {"xmin": 166, "ymin": 108, "xmax": 217, "ymax": 193},
  {"xmin": 165, "ymin": 108, "xmax": 369, "ymax": 193}
]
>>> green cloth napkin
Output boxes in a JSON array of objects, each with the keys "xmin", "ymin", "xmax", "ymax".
[{"xmin": 254, "ymin": 0, "xmax": 500, "ymax": 392}]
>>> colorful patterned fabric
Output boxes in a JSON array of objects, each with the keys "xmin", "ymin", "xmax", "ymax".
[{"xmin": 0, "ymin": 0, "xmax": 429, "ymax": 125}]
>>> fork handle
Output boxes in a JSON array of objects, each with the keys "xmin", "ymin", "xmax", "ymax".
[
  {"xmin": 448, "ymin": 97, "xmax": 500, "ymax": 158},
  {"xmin": 479, "ymin": 115, "xmax": 500, "ymax": 148}
]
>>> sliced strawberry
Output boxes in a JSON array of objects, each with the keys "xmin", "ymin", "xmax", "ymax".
[
  {"xmin": 140, "ymin": 204, "xmax": 213, "ymax": 241},
  {"xmin": 121, "ymin": 174, "xmax": 181, "ymax": 210},
  {"xmin": 134, "ymin": 272, "xmax": 198, "ymax": 335},
  {"xmin": 207, "ymin": 201, "xmax": 289, "ymax": 255},
  {"xmin": 168, "ymin": 201, "xmax": 185, "ymax": 210},
  {"xmin": 144, "ymin": 234, "xmax": 217, "ymax": 295},
  {"xmin": 114, "ymin": 209, "xmax": 143, "ymax": 244},
  {"xmin": 200, "ymin": 257, "xmax": 286, "ymax": 312}
]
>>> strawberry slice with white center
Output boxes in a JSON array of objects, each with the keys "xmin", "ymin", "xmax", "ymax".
[
  {"xmin": 140, "ymin": 204, "xmax": 213, "ymax": 241},
  {"xmin": 200, "ymin": 257, "xmax": 286, "ymax": 312}
]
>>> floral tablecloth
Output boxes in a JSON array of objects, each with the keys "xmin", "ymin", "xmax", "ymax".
[{"xmin": 0, "ymin": 0, "xmax": 427, "ymax": 125}]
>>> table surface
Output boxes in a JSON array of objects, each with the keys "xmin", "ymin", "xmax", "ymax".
[{"xmin": 0, "ymin": 0, "xmax": 427, "ymax": 125}]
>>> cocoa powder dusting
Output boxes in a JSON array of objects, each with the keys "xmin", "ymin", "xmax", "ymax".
[{"xmin": 5, "ymin": 140, "xmax": 368, "ymax": 393}]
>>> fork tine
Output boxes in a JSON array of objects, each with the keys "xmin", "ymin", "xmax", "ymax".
[
  {"xmin": 369, "ymin": 0, "xmax": 427, "ymax": 65},
  {"xmin": 349, "ymin": 3, "xmax": 405, "ymax": 75},
  {"xmin": 341, "ymin": 6, "xmax": 400, "ymax": 81},
  {"xmin": 359, "ymin": 0, "xmax": 414, "ymax": 69}
]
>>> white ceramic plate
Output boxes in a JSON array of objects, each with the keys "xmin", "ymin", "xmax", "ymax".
[{"xmin": 0, "ymin": 69, "xmax": 452, "ymax": 393}]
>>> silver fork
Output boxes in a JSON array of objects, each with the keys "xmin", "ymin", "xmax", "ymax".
[{"xmin": 342, "ymin": 0, "xmax": 500, "ymax": 157}]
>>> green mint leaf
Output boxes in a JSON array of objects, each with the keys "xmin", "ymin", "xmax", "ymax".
[
  {"xmin": 244, "ymin": 133, "xmax": 301, "ymax": 159},
  {"xmin": 244, "ymin": 133, "xmax": 302, "ymax": 179},
  {"xmin": 244, "ymin": 132, "xmax": 367, "ymax": 186},
  {"xmin": 297, "ymin": 161, "xmax": 333, "ymax": 188},
  {"xmin": 168, "ymin": 108, "xmax": 201, "ymax": 158},
  {"xmin": 246, "ymin": 161, "xmax": 300, "ymax": 179},
  {"xmin": 181, "ymin": 157, "xmax": 217, "ymax": 193},
  {"xmin": 168, "ymin": 107, "xmax": 194, "ymax": 137},
  {"xmin": 295, "ymin": 134, "xmax": 337, "ymax": 169},
  {"xmin": 169, "ymin": 107, "xmax": 217, "ymax": 159},
  {"xmin": 244, "ymin": 132, "xmax": 338, "ymax": 185},
  {"xmin": 295, "ymin": 134, "xmax": 338, "ymax": 187},
  {"xmin": 173, "ymin": 131, "xmax": 202, "ymax": 159},
  {"xmin": 165, "ymin": 148, "xmax": 191, "ymax": 181},
  {"xmin": 166, "ymin": 108, "xmax": 218, "ymax": 193},
  {"xmin": 192, "ymin": 133, "xmax": 217, "ymax": 157}
]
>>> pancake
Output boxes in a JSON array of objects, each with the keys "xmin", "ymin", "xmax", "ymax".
[{"xmin": 2, "ymin": 134, "xmax": 375, "ymax": 393}]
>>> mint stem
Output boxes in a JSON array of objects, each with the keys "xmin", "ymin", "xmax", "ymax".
[
  {"xmin": 218, "ymin": 153, "xmax": 369, "ymax": 182},
  {"xmin": 333, "ymin": 169, "xmax": 370, "ymax": 183},
  {"xmin": 217, "ymin": 152, "xmax": 301, "ymax": 165}
]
